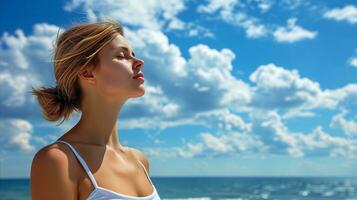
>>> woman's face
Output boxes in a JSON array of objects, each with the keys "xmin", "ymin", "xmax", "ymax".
[{"xmin": 92, "ymin": 34, "xmax": 145, "ymax": 99}]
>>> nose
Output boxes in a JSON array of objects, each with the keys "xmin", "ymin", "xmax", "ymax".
[{"xmin": 133, "ymin": 58, "xmax": 144, "ymax": 70}]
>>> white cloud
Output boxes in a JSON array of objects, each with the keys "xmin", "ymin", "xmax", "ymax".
[
  {"xmin": 0, "ymin": 23, "xmax": 59, "ymax": 116},
  {"xmin": 186, "ymin": 23, "xmax": 215, "ymax": 38},
  {"xmin": 178, "ymin": 131, "xmax": 266, "ymax": 158},
  {"xmin": 256, "ymin": 0, "xmax": 273, "ymax": 13},
  {"xmin": 323, "ymin": 5, "xmax": 357, "ymax": 24},
  {"xmin": 188, "ymin": 44, "xmax": 235, "ymax": 72},
  {"xmin": 65, "ymin": 0, "xmax": 213, "ymax": 38},
  {"xmin": 145, "ymin": 146, "xmax": 181, "ymax": 158},
  {"xmin": 330, "ymin": 109, "xmax": 357, "ymax": 137},
  {"xmin": 194, "ymin": 108, "xmax": 251, "ymax": 132},
  {"xmin": 273, "ymin": 18, "xmax": 317, "ymax": 43},
  {"xmin": 0, "ymin": 72, "xmax": 29, "ymax": 107},
  {"xmin": 1, "ymin": 30, "xmax": 29, "ymax": 69},
  {"xmin": 278, "ymin": 0, "xmax": 309, "ymax": 10},
  {"xmin": 197, "ymin": 0, "xmax": 269, "ymax": 39},
  {"xmin": 187, "ymin": 44, "xmax": 252, "ymax": 111},
  {"xmin": 201, "ymin": 132, "xmax": 234, "ymax": 153},
  {"xmin": 249, "ymin": 63, "xmax": 334, "ymax": 115},
  {"xmin": 65, "ymin": 0, "xmax": 185, "ymax": 31},
  {"xmin": 349, "ymin": 56, "xmax": 357, "ymax": 68},
  {"xmin": 175, "ymin": 109, "xmax": 357, "ymax": 159},
  {"xmin": 197, "ymin": 0, "xmax": 238, "ymax": 14},
  {"xmin": 324, "ymin": 84, "xmax": 357, "ymax": 110},
  {"xmin": 248, "ymin": 63, "xmax": 357, "ymax": 119},
  {"xmin": 178, "ymin": 143, "xmax": 204, "ymax": 158},
  {"xmin": 251, "ymin": 111, "xmax": 357, "ymax": 158},
  {"xmin": 197, "ymin": 0, "xmax": 273, "ymax": 14},
  {"xmin": 242, "ymin": 19, "xmax": 268, "ymax": 38},
  {"xmin": 304, "ymin": 126, "xmax": 357, "ymax": 158},
  {"xmin": 197, "ymin": 1, "xmax": 319, "ymax": 41},
  {"xmin": 0, "ymin": 119, "xmax": 35, "ymax": 152}
]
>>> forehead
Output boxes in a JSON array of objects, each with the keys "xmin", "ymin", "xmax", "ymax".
[{"xmin": 106, "ymin": 34, "xmax": 132, "ymax": 52}]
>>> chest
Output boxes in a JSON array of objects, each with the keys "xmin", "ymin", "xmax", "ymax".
[{"xmin": 74, "ymin": 148, "xmax": 153, "ymax": 200}]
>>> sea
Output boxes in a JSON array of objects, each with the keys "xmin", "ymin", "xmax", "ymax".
[{"xmin": 1, "ymin": 177, "xmax": 356, "ymax": 200}]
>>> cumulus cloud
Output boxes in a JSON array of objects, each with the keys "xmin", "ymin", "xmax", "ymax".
[
  {"xmin": 178, "ymin": 131, "xmax": 267, "ymax": 158},
  {"xmin": 273, "ymin": 18, "xmax": 317, "ymax": 43},
  {"xmin": 146, "ymin": 60, "xmax": 357, "ymax": 159},
  {"xmin": 0, "ymin": 119, "xmax": 35, "ymax": 152},
  {"xmin": 0, "ymin": 72, "xmax": 29, "ymax": 107},
  {"xmin": 278, "ymin": 0, "xmax": 310, "ymax": 10},
  {"xmin": 197, "ymin": 0, "xmax": 268, "ymax": 39},
  {"xmin": 330, "ymin": 109, "xmax": 357, "ymax": 137},
  {"xmin": 252, "ymin": 111, "xmax": 357, "ymax": 158},
  {"xmin": 177, "ymin": 110, "xmax": 357, "ymax": 159},
  {"xmin": 197, "ymin": 0, "xmax": 238, "ymax": 14},
  {"xmin": 254, "ymin": 0, "xmax": 274, "ymax": 13},
  {"xmin": 65, "ymin": 0, "xmax": 213, "ymax": 38},
  {"xmin": 323, "ymin": 5, "xmax": 357, "ymax": 24},
  {"xmin": 197, "ymin": 0, "xmax": 273, "ymax": 14},
  {"xmin": 194, "ymin": 108, "xmax": 251, "ymax": 132},
  {"xmin": 0, "ymin": 23, "xmax": 60, "ymax": 118},
  {"xmin": 324, "ymin": 84, "xmax": 357, "ymax": 110},
  {"xmin": 197, "ymin": 1, "xmax": 319, "ymax": 41},
  {"xmin": 145, "ymin": 146, "xmax": 182, "ymax": 158},
  {"xmin": 65, "ymin": 0, "xmax": 185, "ymax": 31},
  {"xmin": 247, "ymin": 63, "xmax": 357, "ymax": 120},
  {"xmin": 249, "ymin": 63, "xmax": 336, "ymax": 118},
  {"xmin": 349, "ymin": 51, "xmax": 357, "ymax": 68},
  {"xmin": 350, "ymin": 57, "xmax": 357, "ymax": 67}
]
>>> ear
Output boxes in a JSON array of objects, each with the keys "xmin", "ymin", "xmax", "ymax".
[{"xmin": 78, "ymin": 68, "xmax": 96, "ymax": 84}]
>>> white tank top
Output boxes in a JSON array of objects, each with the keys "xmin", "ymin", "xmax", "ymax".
[{"xmin": 56, "ymin": 140, "xmax": 161, "ymax": 200}]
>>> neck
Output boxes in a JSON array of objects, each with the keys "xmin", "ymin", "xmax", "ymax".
[{"xmin": 66, "ymin": 93, "xmax": 128, "ymax": 149}]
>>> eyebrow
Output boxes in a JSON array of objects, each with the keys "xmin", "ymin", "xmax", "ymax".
[{"xmin": 116, "ymin": 46, "xmax": 135, "ymax": 57}]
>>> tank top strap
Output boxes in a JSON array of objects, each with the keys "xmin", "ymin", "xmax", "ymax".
[
  {"xmin": 55, "ymin": 140, "xmax": 98, "ymax": 188},
  {"xmin": 137, "ymin": 160, "xmax": 154, "ymax": 186}
]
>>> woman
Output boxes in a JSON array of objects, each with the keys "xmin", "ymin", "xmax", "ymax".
[{"xmin": 30, "ymin": 20, "xmax": 161, "ymax": 200}]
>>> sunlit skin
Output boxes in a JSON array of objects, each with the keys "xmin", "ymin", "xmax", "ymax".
[{"xmin": 30, "ymin": 34, "xmax": 155, "ymax": 200}]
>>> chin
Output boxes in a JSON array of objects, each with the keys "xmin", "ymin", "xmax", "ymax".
[{"xmin": 130, "ymin": 88, "xmax": 145, "ymax": 98}]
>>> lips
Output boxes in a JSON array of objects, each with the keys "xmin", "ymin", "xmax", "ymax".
[{"xmin": 133, "ymin": 72, "xmax": 144, "ymax": 79}]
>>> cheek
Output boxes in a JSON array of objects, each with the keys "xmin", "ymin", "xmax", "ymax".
[{"xmin": 96, "ymin": 62, "xmax": 131, "ymax": 94}]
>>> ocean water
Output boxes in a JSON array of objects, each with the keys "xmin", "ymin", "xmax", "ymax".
[{"xmin": 0, "ymin": 177, "xmax": 356, "ymax": 200}]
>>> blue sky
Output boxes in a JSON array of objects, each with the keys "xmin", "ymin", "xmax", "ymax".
[{"xmin": 0, "ymin": 0, "xmax": 357, "ymax": 178}]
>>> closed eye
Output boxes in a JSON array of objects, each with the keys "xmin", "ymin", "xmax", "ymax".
[
  {"xmin": 116, "ymin": 52, "xmax": 127, "ymax": 59},
  {"xmin": 114, "ymin": 47, "xmax": 136, "ymax": 60}
]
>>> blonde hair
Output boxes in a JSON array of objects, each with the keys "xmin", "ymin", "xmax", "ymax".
[{"xmin": 32, "ymin": 20, "xmax": 124, "ymax": 124}]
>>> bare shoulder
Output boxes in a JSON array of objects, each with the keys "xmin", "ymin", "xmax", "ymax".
[
  {"xmin": 127, "ymin": 147, "xmax": 150, "ymax": 173},
  {"xmin": 30, "ymin": 143, "xmax": 79, "ymax": 200},
  {"xmin": 31, "ymin": 142, "xmax": 79, "ymax": 173},
  {"xmin": 32, "ymin": 143, "xmax": 70, "ymax": 166}
]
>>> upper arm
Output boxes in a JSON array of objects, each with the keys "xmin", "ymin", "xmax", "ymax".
[
  {"xmin": 130, "ymin": 148, "xmax": 150, "ymax": 174},
  {"xmin": 30, "ymin": 146, "xmax": 78, "ymax": 200}
]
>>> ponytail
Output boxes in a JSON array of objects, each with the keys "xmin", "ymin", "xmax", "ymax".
[{"xmin": 31, "ymin": 85, "xmax": 76, "ymax": 124}]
